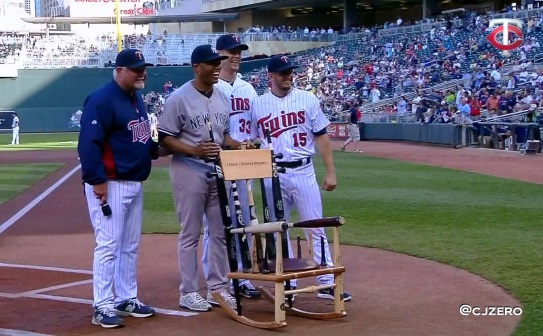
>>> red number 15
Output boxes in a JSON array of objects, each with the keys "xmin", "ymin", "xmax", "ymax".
[{"xmin": 293, "ymin": 132, "xmax": 307, "ymax": 147}]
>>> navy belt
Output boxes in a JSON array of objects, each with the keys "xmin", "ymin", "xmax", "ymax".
[{"xmin": 276, "ymin": 157, "xmax": 311, "ymax": 168}]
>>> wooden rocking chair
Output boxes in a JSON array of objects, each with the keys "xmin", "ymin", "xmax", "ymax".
[{"xmin": 208, "ymin": 142, "xmax": 347, "ymax": 329}]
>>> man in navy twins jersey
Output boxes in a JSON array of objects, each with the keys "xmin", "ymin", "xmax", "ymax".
[
  {"xmin": 78, "ymin": 49, "xmax": 158, "ymax": 329},
  {"xmin": 250, "ymin": 55, "xmax": 352, "ymax": 302}
]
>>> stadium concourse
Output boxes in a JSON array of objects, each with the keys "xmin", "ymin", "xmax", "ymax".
[{"xmin": 2, "ymin": 6, "xmax": 543, "ymax": 148}]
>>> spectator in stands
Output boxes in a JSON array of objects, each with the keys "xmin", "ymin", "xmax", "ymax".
[
  {"xmin": 457, "ymin": 97, "xmax": 472, "ymax": 123},
  {"xmin": 397, "ymin": 96, "xmax": 407, "ymax": 122}
]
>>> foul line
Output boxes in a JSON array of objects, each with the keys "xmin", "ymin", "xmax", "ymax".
[
  {"xmin": 24, "ymin": 294, "xmax": 198, "ymax": 317},
  {"xmin": 0, "ymin": 328, "xmax": 54, "ymax": 336},
  {"xmin": 0, "ymin": 263, "xmax": 92, "ymax": 275},
  {"xmin": 0, "ymin": 262, "xmax": 198, "ymax": 318},
  {"xmin": 0, "ymin": 164, "xmax": 81, "ymax": 235},
  {"xmin": 17, "ymin": 280, "xmax": 93, "ymax": 297}
]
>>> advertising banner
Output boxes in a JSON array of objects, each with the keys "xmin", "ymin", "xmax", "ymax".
[
  {"xmin": 69, "ymin": 0, "xmax": 158, "ymax": 17},
  {"xmin": 327, "ymin": 122, "xmax": 349, "ymax": 140},
  {"xmin": 0, "ymin": 111, "xmax": 15, "ymax": 131}
]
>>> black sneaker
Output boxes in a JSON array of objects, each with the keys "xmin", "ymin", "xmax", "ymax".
[
  {"xmin": 317, "ymin": 288, "xmax": 352, "ymax": 302},
  {"xmin": 284, "ymin": 285, "xmax": 297, "ymax": 303},
  {"xmin": 238, "ymin": 283, "xmax": 261, "ymax": 299}
]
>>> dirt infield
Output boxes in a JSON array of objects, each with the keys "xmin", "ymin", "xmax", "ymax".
[{"xmin": 0, "ymin": 141, "xmax": 534, "ymax": 336}]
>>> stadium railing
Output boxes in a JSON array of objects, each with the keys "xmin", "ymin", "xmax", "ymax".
[
  {"xmin": 377, "ymin": 19, "xmax": 464, "ymax": 37},
  {"xmin": 490, "ymin": 7, "xmax": 543, "ymax": 20},
  {"xmin": 242, "ymin": 32, "xmax": 339, "ymax": 43}
]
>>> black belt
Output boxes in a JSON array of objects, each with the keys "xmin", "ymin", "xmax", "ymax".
[{"xmin": 276, "ymin": 157, "xmax": 311, "ymax": 168}]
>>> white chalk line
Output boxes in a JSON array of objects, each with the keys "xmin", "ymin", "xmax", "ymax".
[
  {"xmin": 0, "ymin": 328, "xmax": 54, "ymax": 336},
  {"xmin": 17, "ymin": 280, "xmax": 93, "ymax": 297},
  {"xmin": 0, "ymin": 164, "xmax": 81, "ymax": 235},
  {"xmin": 0, "ymin": 263, "xmax": 92, "ymax": 275},
  {"xmin": 0, "ymin": 262, "xmax": 198, "ymax": 317}
]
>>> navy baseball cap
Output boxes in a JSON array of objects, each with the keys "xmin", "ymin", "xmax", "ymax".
[
  {"xmin": 267, "ymin": 55, "xmax": 298, "ymax": 73},
  {"xmin": 216, "ymin": 34, "xmax": 248, "ymax": 51},
  {"xmin": 115, "ymin": 49, "xmax": 152, "ymax": 68},
  {"xmin": 191, "ymin": 44, "xmax": 228, "ymax": 65}
]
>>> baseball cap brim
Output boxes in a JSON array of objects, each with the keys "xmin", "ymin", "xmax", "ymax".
[
  {"xmin": 193, "ymin": 55, "xmax": 229, "ymax": 65},
  {"xmin": 124, "ymin": 60, "xmax": 153, "ymax": 68},
  {"xmin": 269, "ymin": 64, "xmax": 298, "ymax": 73},
  {"xmin": 225, "ymin": 43, "xmax": 249, "ymax": 51}
]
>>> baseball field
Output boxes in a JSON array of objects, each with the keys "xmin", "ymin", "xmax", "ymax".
[{"xmin": 0, "ymin": 132, "xmax": 541, "ymax": 335}]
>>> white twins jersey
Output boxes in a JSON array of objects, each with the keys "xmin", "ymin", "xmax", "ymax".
[
  {"xmin": 215, "ymin": 77, "xmax": 258, "ymax": 142},
  {"xmin": 250, "ymin": 88, "xmax": 330, "ymax": 162}
]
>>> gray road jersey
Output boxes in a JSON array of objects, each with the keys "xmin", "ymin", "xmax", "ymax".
[{"xmin": 158, "ymin": 80, "xmax": 230, "ymax": 166}]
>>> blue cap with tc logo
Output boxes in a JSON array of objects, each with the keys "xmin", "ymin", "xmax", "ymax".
[
  {"xmin": 267, "ymin": 55, "xmax": 299, "ymax": 73},
  {"xmin": 216, "ymin": 34, "xmax": 248, "ymax": 51},
  {"xmin": 191, "ymin": 44, "xmax": 229, "ymax": 65},
  {"xmin": 115, "ymin": 49, "xmax": 153, "ymax": 68}
]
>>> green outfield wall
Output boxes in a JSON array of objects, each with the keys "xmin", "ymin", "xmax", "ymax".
[{"xmin": 0, "ymin": 59, "xmax": 268, "ymax": 133}]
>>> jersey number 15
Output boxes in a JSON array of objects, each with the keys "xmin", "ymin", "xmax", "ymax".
[{"xmin": 293, "ymin": 132, "xmax": 307, "ymax": 147}]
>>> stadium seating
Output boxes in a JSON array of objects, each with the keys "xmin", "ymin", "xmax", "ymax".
[
  {"xmin": 0, "ymin": 34, "xmax": 25, "ymax": 65},
  {"xmin": 3, "ymin": 5, "xmax": 543, "ymax": 134}
]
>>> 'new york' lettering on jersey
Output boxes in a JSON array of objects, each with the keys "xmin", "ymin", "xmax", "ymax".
[
  {"xmin": 158, "ymin": 81, "xmax": 230, "ymax": 149},
  {"xmin": 215, "ymin": 78, "xmax": 258, "ymax": 142},
  {"xmin": 250, "ymin": 88, "xmax": 330, "ymax": 162}
]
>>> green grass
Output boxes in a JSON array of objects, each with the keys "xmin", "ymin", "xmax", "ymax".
[
  {"xmin": 142, "ymin": 152, "xmax": 542, "ymax": 335},
  {"xmin": 0, "ymin": 163, "xmax": 63, "ymax": 204},
  {"xmin": 0, "ymin": 132, "xmax": 79, "ymax": 151}
]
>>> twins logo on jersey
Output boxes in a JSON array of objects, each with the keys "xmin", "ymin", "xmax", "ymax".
[
  {"xmin": 128, "ymin": 117, "xmax": 151, "ymax": 143},
  {"xmin": 230, "ymin": 96, "xmax": 250, "ymax": 116},
  {"xmin": 257, "ymin": 111, "xmax": 306, "ymax": 138}
]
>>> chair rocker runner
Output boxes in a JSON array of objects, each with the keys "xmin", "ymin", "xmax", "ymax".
[{"xmin": 207, "ymin": 125, "xmax": 347, "ymax": 329}]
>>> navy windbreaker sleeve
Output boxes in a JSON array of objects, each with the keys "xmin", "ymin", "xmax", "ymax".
[{"xmin": 77, "ymin": 93, "xmax": 113, "ymax": 185}]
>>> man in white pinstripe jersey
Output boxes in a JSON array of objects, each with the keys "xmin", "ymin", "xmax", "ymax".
[
  {"xmin": 201, "ymin": 34, "xmax": 261, "ymax": 300},
  {"xmin": 250, "ymin": 55, "xmax": 351, "ymax": 302}
]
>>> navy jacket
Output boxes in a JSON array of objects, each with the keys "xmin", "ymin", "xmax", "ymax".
[{"xmin": 78, "ymin": 80, "xmax": 158, "ymax": 185}]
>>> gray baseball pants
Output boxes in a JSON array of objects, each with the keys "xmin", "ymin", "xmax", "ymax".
[{"xmin": 169, "ymin": 158, "xmax": 229, "ymax": 294}]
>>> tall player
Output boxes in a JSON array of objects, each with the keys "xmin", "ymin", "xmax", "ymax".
[
  {"xmin": 250, "ymin": 55, "xmax": 352, "ymax": 302},
  {"xmin": 201, "ymin": 34, "xmax": 261, "ymax": 300},
  {"xmin": 78, "ymin": 49, "xmax": 158, "ymax": 328}
]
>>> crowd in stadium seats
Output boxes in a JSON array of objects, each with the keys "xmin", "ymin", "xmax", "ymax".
[
  {"xmin": 129, "ymin": 7, "xmax": 543, "ymax": 126},
  {"xmin": 0, "ymin": 33, "xmax": 26, "ymax": 64},
  {"xmin": 3, "ymin": 4, "xmax": 543, "ymax": 136}
]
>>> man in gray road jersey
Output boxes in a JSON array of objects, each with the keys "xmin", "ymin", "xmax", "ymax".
[{"xmin": 157, "ymin": 44, "xmax": 253, "ymax": 312}]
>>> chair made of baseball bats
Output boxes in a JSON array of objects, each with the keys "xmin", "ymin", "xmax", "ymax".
[{"xmin": 210, "ymin": 147, "xmax": 347, "ymax": 329}]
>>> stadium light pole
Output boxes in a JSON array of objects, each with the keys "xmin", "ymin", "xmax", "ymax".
[
  {"xmin": 115, "ymin": 0, "xmax": 122, "ymax": 52},
  {"xmin": 422, "ymin": 0, "xmax": 426, "ymax": 20}
]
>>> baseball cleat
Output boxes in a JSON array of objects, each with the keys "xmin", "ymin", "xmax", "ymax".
[
  {"xmin": 114, "ymin": 298, "xmax": 155, "ymax": 318},
  {"xmin": 92, "ymin": 307, "xmax": 124, "ymax": 328},
  {"xmin": 238, "ymin": 283, "xmax": 261, "ymax": 299},
  {"xmin": 179, "ymin": 292, "xmax": 212, "ymax": 312},
  {"xmin": 317, "ymin": 288, "xmax": 352, "ymax": 302}
]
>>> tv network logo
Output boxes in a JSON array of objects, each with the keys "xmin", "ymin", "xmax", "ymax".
[{"xmin": 486, "ymin": 19, "xmax": 524, "ymax": 51}]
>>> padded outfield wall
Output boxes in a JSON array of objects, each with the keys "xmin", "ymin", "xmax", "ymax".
[{"xmin": 0, "ymin": 60, "xmax": 268, "ymax": 133}]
